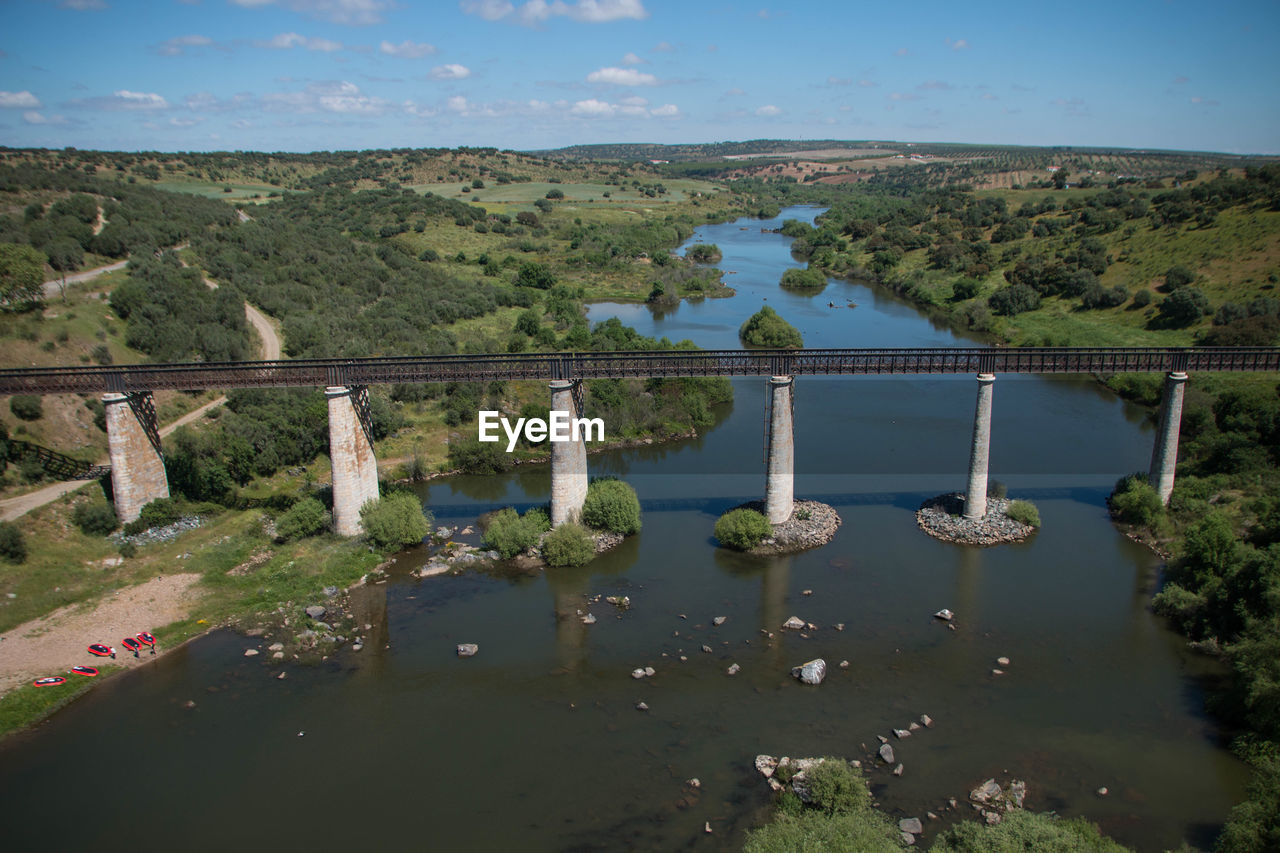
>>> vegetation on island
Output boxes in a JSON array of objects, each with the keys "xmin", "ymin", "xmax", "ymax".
[
  {"xmin": 779, "ymin": 266, "xmax": 826, "ymax": 290},
  {"xmin": 714, "ymin": 507, "xmax": 772, "ymax": 550},
  {"xmin": 739, "ymin": 305, "xmax": 804, "ymax": 348}
]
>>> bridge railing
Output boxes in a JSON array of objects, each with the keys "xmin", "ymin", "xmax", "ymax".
[{"xmin": 2, "ymin": 347, "xmax": 1279, "ymax": 395}]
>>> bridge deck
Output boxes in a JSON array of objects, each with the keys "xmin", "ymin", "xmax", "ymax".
[{"xmin": 1, "ymin": 347, "xmax": 1278, "ymax": 395}]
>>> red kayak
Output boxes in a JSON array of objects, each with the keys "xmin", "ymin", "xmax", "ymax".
[
  {"xmin": 33, "ymin": 677, "xmax": 66, "ymax": 687},
  {"xmin": 70, "ymin": 666, "xmax": 99, "ymax": 677},
  {"xmin": 136, "ymin": 632, "xmax": 156, "ymax": 647},
  {"xmin": 121, "ymin": 637, "xmax": 142, "ymax": 653},
  {"xmin": 88, "ymin": 643, "xmax": 115, "ymax": 658}
]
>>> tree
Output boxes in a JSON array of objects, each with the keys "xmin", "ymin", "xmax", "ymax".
[
  {"xmin": 0, "ymin": 522, "xmax": 26, "ymax": 564},
  {"xmin": 0, "ymin": 243, "xmax": 46, "ymax": 311},
  {"xmin": 515, "ymin": 261, "xmax": 555, "ymax": 289},
  {"xmin": 582, "ymin": 478, "xmax": 642, "ymax": 535},
  {"xmin": 714, "ymin": 508, "xmax": 772, "ymax": 550},
  {"xmin": 541, "ymin": 521, "xmax": 595, "ymax": 566},
  {"xmin": 740, "ymin": 306, "xmax": 803, "ymax": 348},
  {"xmin": 359, "ymin": 492, "xmax": 432, "ymax": 551},
  {"xmin": 988, "ymin": 284, "xmax": 1041, "ymax": 316},
  {"xmin": 779, "ymin": 267, "xmax": 826, "ymax": 289},
  {"xmin": 1154, "ymin": 287, "xmax": 1209, "ymax": 328},
  {"xmin": 482, "ymin": 507, "xmax": 549, "ymax": 558},
  {"xmin": 275, "ymin": 496, "xmax": 328, "ymax": 541},
  {"xmin": 45, "ymin": 236, "xmax": 84, "ymax": 302},
  {"xmin": 10, "ymin": 395, "xmax": 43, "ymax": 421},
  {"xmin": 1163, "ymin": 264, "xmax": 1195, "ymax": 292}
]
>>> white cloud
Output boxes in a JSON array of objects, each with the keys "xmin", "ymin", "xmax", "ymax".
[
  {"xmin": 230, "ymin": 0, "xmax": 390, "ymax": 25},
  {"xmin": 260, "ymin": 32, "xmax": 343, "ymax": 51},
  {"xmin": 887, "ymin": 91, "xmax": 921, "ymax": 102},
  {"xmin": 858, "ymin": 79, "xmax": 877, "ymax": 88},
  {"xmin": 156, "ymin": 34, "xmax": 214, "ymax": 55},
  {"xmin": 112, "ymin": 90, "xmax": 170, "ymax": 109},
  {"xmin": 948, "ymin": 38, "xmax": 969, "ymax": 50},
  {"xmin": 571, "ymin": 98, "xmax": 615, "ymax": 116},
  {"xmin": 723, "ymin": 87, "xmax": 744, "ymax": 97},
  {"xmin": 23, "ymin": 111, "xmax": 68, "ymax": 125},
  {"xmin": 169, "ymin": 116, "xmax": 203, "ymax": 127},
  {"xmin": 755, "ymin": 104, "xmax": 780, "ymax": 116},
  {"xmin": 0, "ymin": 91, "xmax": 42, "ymax": 109},
  {"xmin": 587, "ymin": 67, "xmax": 657, "ymax": 86},
  {"xmin": 621, "ymin": 52, "xmax": 644, "ymax": 65},
  {"xmin": 380, "ymin": 40, "xmax": 436, "ymax": 58},
  {"xmin": 404, "ymin": 100, "xmax": 437, "ymax": 117},
  {"xmin": 650, "ymin": 103, "xmax": 678, "ymax": 117},
  {"xmin": 981, "ymin": 93, "xmax": 998, "ymax": 101},
  {"xmin": 58, "ymin": 0, "xmax": 107, "ymax": 9},
  {"xmin": 430, "ymin": 63, "xmax": 472, "ymax": 80},
  {"xmin": 446, "ymin": 95, "xmax": 470, "ymax": 113},
  {"xmin": 653, "ymin": 40, "xmax": 673, "ymax": 52},
  {"xmin": 462, "ymin": 0, "xmax": 648, "ymax": 24},
  {"xmin": 826, "ymin": 76, "xmax": 850, "ymax": 87},
  {"xmin": 917, "ymin": 80, "xmax": 952, "ymax": 90},
  {"xmin": 1190, "ymin": 96, "xmax": 1220, "ymax": 106},
  {"xmin": 260, "ymin": 80, "xmax": 390, "ymax": 114},
  {"xmin": 894, "ymin": 47, "xmax": 908, "ymax": 56}
]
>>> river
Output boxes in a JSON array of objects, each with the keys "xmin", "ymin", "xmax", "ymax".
[{"xmin": 0, "ymin": 207, "xmax": 1247, "ymax": 851}]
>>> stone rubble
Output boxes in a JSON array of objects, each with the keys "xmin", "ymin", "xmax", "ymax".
[{"xmin": 916, "ymin": 493, "xmax": 1036, "ymax": 546}]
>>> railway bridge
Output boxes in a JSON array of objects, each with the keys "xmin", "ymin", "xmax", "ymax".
[{"xmin": 2, "ymin": 346, "xmax": 1277, "ymax": 535}]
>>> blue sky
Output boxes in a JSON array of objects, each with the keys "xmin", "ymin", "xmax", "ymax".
[{"xmin": 1, "ymin": 0, "xmax": 1276, "ymax": 154}]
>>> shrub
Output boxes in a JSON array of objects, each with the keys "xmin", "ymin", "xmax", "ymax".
[
  {"xmin": 740, "ymin": 306, "xmax": 803, "ymax": 348},
  {"xmin": 447, "ymin": 437, "xmax": 514, "ymax": 474},
  {"xmin": 118, "ymin": 541, "xmax": 136, "ymax": 559},
  {"xmin": 541, "ymin": 521, "xmax": 595, "ymax": 567},
  {"xmin": 930, "ymin": 809, "xmax": 1129, "ymax": 852},
  {"xmin": 0, "ymin": 521, "xmax": 26, "ymax": 563},
  {"xmin": 802, "ymin": 759, "xmax": 872, "ymax": 816},
  {"xmin": 483, "ymin": 507, "xmax": 548, "ymax": 558},
  {"xmin": 1109, "ymin": 474, "xmax": 1164, "ymax": 525},
  {"xmin": 9, "ymin": 395, "xmax": 43, "ymax": 421},
  {"xmin": 582, "ymin": 478, "xmax": 641, "ymax": 535},
  {"xmin": 359, "ymin": 492, "xmax": 432, "ymax": 551},
  {"xmin": 275, "ymin": 496, "xmax": 328, "ymax": 541},
  {"xmin": 1163, "ymin": 264, "xmax": 1195, "ymax": 292},
  {"xmin": 1154, "ymin": 287, "xmax": 1209, "ymax": 327},
  {"xmin": 743, "ymin": 812, "xmax": 899, "ymax": 853},
  {"xmin": 123, "ymin": 497, "xmax": 183, "ymax": 535},
  {"xmin": 686, "ymin": 243, "xmax": 722, "ymax": 263},
  {"xmin": 779, "ymin": 267, "xmax": 826, "ymax": 289},
  {"xmin": 715, "ymin": 508, "xmax": 771, "ymax": 550},
  {"xmin": 988, "ymin": 283, "xmax": 1041, "ymax": 316},
  {"xmin": 1005, "ymin": 499, "xmax": 1041, "ymax": 528},
  {"xmin": 73, "ymin": 501, "xmax": 118, "ymax": 536}
]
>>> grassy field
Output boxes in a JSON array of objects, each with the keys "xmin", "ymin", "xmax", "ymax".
[{"xmin": 152, "ymin": 180, "xmax": 284, "ymax": 201}]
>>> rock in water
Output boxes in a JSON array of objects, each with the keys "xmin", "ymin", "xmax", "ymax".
[
  {"xmin": 879, "ymin": 743, "xmax": 895, "ymax": 764},
  {"xmin": 244, "ymin": 649, "xmax": 259, "ymax": 657},
  {"xmin": 581, "ymin": 613, "xmax": 597, "ymax": 625},
  {"xmin": 893, "ymin": 728, "xmax": 911, "ymax": 739},
  {"xmin": 791, "ymin": 658, "xmax": 826, "ymax": 685},
  {"xmin": 899, "ymin": 817, "xmax": 923, "ymax": 834},
  {"xmin": 712, "ymin": 616, "xmax": 727, "ymax": 626},
  {"xmin": 456, "ymin": 643, "xmax": 479, "ymax": 657},
  {"xmin": 893, "ymin": 763, "xmax": 905, "ymax": 777},
  {"xmin": 783, "ymin": 616, "xmax": 806, "ymax": 630},
  {"xmin": 304, "ymin": 605, "xmax": 327, "ymax": 620},
  {"xmin": 726, "ymin": 663, "xmax": 741, "ymax": 675},
  {"xmin": 970, "ymin": 778, "xmax": 1002, "ymax": 804},
  {"xmin": 933, "ymin": 608, "xmax": 954, "ymax": 621}
]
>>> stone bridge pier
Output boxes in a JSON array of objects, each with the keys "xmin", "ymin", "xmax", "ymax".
[
  {"xmin": 549, "ymin": 379, "xmax": 589, "ymax": 526},
  {"xmin": 327, "ymin": 385, "xmax": 380, "ymax": 537},
  {"xmin": 964, "ymin": 373, "xmax": 996, "ymax": 519},
  {"xmin": 1148, "ymin": 371, "xmax": 1188, "ymax": 504},
  {"xmin": 765, "ymin": 376, "xmax": 795, "ymax": 524},
  {"xmin": 104, "ymin": 391, "xmax": 169, "ymax": 524}
]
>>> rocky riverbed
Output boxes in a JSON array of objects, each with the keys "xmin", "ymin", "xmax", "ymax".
[{"xmin": 916, "ymin": 494, "xmax": 1035, "ymax": 546}]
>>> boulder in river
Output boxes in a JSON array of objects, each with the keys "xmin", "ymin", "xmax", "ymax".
[
  {"xmin": 783, "ymin": 616, "xmax": 806, "ymax": 630},
  {"xmin": 933, "ymin": 608, "xmax": 954, "ymax": 622},
  {"xmin": 899, "ymin": 817, "xmax": 923, "ymax": 834},
  {"xmin": 878, "ymin": 743, "xmax": 895, "ymax": 764},
  {"xmin": 456, "ymin": 643, "xmax": 479, "ymax": 657},
  {"xmin": 791, "ymin": 658, "xmax": 826, "ymax": 685}
]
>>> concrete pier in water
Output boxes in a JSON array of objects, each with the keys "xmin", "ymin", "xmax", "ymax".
[
  {"xmin": 1148, "ymin": 371, "xmax": 1188, "ymax": 505},
  {"xmin": 104, "ymin": 391, "xmax": 169, "ymax": 524},
  {"xmin": 549, "ymin": 379, "xmax": 588, "ymax": 526},
  {"xmin": 765, "ymin": 376, "xmax": 795, "ymax": 525},
  {"xmin": 964, "ymin": 373, "xmax": 996, "ymax": 520},
  {"xmin": 327, "ymin": 385, "xmax": 380, "ymax": 537}
]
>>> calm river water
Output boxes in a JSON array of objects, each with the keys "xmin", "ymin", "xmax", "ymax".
[{"xmin": 0, "ymin": 207, "xmax": 1247, "ymax": 851}]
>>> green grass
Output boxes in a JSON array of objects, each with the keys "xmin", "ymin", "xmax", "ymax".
[
  {"xmin": 152, "ymin": 180, "xmax": 284, "ymax": 201},
  {"xmin": 0, "ymin": 666, "xmax": 121, "ymax": 740}
]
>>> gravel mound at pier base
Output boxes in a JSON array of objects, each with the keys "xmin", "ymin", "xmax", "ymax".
[
  {"xmin": 916, "ymin": 493, "xmax": 1035, "ymax": 546},
  {"xmin": 729, "ymin": 499, "xmax": 841, "ymax": 555}
]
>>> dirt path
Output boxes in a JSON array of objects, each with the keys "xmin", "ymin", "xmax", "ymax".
[
  {"xmin": 0, "ymin": 395, "xmax": 228, "ymax": 523},
  {"xmin": 244, "ymin": 302, "xmax": 282, "ymax": 360},
  {"xmin": 0, "ymin": 574, "xmax": 203, "ymax": 696}
]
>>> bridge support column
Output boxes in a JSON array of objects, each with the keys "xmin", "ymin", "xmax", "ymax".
[
  {"xmin": 765, "ymin": 375, "xmax": 795, "ymax": 525},
  {"xmin": 104, "ymin": 391, "xmax": 169, "ymax": 524},
  {"xmin": 327, "ymin": 385, "xmax": 379, "ymax": 537},
  {"xmin": 1148, "ymin": 371, "xmax": 1188, "ymax": 505},
  {"xmin": 964, "ymin": 373, "xmax": 996, "ymax": 520},
  {"xmin": 549, "ymin": 379, "xmax": 588, "ymax": 527}
]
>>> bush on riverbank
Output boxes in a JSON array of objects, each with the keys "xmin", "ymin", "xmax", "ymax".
[
  {"xmin": 359, "ymin": 492, "xmax": 432, "ymax": 551},
  {"xmin": 1005, "ymin": 500, "xmax": 1041, "ymax": 528},
  {"xmin": 930, "ymin": 810, "xmax": 1130, "ymax": 851},
  {"xmin": 582, "ymin": 478, "xmax": 641, "ymax": 536},
  {"xmin": 275, "ymin": 496, "xmax": 328, "ymax": 541},
  {"xmin": 541, "ymin": 521, "xmax": 595, "ymax": 567},
  {"xmin": 482, "ymin": 507, "xmax": 550, "ymax": 558},
  {"xmin": 715, "ymin": 508, "xmax": 772, "ymax": 550},
  {"xmin": 72, "ymin": 501, "xmax": 118, "ymax": 536},
  {"xmin": 745, "ymin": 760, "xmax": 897, "ymax": 853},
  {"xmin": 1108, "ymin": 474, "xmax": 1164, "ymax": 526},
  {"xmin": 739, "ymin": 306, "xmax": 803, "ymax": 348},
  {"xmin": 686, "ymin": 243, "xmax": 722, "ymax": 263},
  {"xmin": 0, "ymin": 522, "xmax": 26, "ymax": 564}
]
